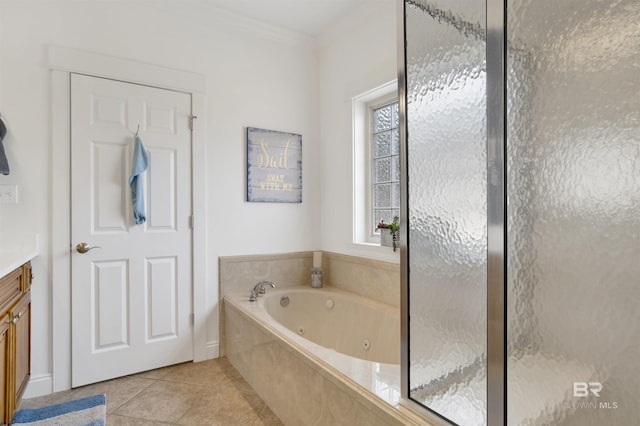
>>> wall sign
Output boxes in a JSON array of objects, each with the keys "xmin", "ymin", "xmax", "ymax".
[{"xmin": 247, "ymin": 127, "xmax": 302, "ymax": 203}]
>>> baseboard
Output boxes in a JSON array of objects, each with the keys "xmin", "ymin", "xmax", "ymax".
[
  {"xmin": 205, "ymin": 341, "xmax": 219, "ymax": 359},
  {"xmin": 23, "ymin": 374, "xmax": 53, "ymax": 399}
]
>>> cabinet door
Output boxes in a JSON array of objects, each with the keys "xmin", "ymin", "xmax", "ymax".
[
  {"xmin": 0, "ymin": 314, "xmax": 9, "ymax": 425},
  {"xmin": 11, "ymin": 293, "xmax": 30, "ymax": 406}
]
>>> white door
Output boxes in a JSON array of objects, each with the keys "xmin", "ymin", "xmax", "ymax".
[{"xmin": 70, "ymin": 74, "xmax": 193, "ymax": 387}]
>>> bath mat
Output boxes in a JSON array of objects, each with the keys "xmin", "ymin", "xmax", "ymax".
[{"xmin": 11, "ymin": 394, "xmax": 106, "ymax": 426}]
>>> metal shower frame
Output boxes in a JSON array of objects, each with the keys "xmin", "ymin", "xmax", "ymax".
[{"xmin": 397, "ymin": 0, "xmax": 506, "ymax": 424}]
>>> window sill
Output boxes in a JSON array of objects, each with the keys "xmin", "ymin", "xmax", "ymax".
[{"xmin": 347, "ymin": 242, "xmax": 400, "ymax": 263}]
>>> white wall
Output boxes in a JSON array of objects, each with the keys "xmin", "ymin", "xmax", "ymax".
[
  {"xmin": 317, "ymin": 1, "xmax": 399, "ymax": 262},
  {"xmin": 0, "ymin": 0, "xmax": 320, "ymax": 394}
]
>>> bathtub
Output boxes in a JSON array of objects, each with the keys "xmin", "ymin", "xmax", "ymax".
[{"xmin": 224, "ymin": 286, "xmax": 426, "ymax": 425}]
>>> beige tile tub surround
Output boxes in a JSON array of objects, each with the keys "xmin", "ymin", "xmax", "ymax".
[
  {"xmin": 224, "ymin": 300, "xmax": 427, "ymax": 426},
  {"xmin": 219, "ymin": 252, "xmax": 314, "ymax": 296},
  {"xmin": 219, "ymin": 251, "xmax": 400, "ymax": 355},
  {"xmin": 219, "ymin": 252, "xmax": 313, "ymax": 356},
  {"xmin": 220, "ymin": 252, "xmax": 429, "ymax": 425},
  {"xmin": 322, "ymin": 251, "xmax": 400, "ymax": 307},
  {"xmin": 218, "ymin": 251, "xmax": 400, "ymax": 355}
]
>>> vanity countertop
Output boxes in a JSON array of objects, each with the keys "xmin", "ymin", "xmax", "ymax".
[{"xmin": 0, "ymin": 238, "xmax": 38, "ymax": 278}]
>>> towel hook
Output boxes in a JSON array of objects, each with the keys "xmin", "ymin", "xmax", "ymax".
[{"xmin": 134, "ymin": 124, "xmax": 140, "ymax": 137}]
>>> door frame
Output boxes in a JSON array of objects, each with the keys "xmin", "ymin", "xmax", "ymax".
[{"xmin": 49, "ymin": 45, "xmax": 209, "ymax": 392}]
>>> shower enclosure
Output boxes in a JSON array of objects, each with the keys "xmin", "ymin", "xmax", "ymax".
[{"xmin": 400, "ymin": 0, "xmax": 640, "ymax": 425}]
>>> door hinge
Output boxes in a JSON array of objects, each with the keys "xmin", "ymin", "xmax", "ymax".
[
  {"xmin": 190, "ymin": 313, "xmax": 195, "ymax": 326},
  {"xmin": 189, "ymin": 115, "xmax": 197, "ymax": 131},
  {"xmin": 189, "ymin": 215, "xmax": 194, "ymax": 229}
]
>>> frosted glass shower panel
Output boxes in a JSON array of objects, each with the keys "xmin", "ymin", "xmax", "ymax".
[
  {"xmin": 506, "ymin": 0, "xmax": 640, "ymax": 424},
  {"xmin": 405, "ymin": 0, "xmax": 487, "ymax": 424}
]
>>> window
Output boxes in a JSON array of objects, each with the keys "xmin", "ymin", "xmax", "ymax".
[
  {"xmin": 352, "ymin": 81, "xmax": 399, "ymax": 246},
  {"xmin": 371, "ymin": 101, "xmax": 400, "ymax": 233}
]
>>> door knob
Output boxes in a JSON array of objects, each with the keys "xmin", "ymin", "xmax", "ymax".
[{"xmin": 76, "ymin": 242, "xmax": 101, "ymax": 254}]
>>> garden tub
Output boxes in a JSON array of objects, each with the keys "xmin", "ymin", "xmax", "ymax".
[{"xmin": 224, "ymin": 286, "xmax": 426, "ymax": 425}]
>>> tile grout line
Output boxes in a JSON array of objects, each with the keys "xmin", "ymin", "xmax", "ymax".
[
  {"xmin": 22, "ymin": 358, "xmax": 283, "ymax": 425},
  {"xmin": 106, "ymin": 376, "xmax": 160, "ymax": 415}
]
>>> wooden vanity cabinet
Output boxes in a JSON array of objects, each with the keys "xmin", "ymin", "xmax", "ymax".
[
  {"xmin": 8, "ymin": 292, "xmax": 30, "ymax": 418},
  {"xmin": 0, "ymin": 315, "xmax": 9, "ymax": 424},
  {"xmin": 0, "ymin": 262, "xmax": 32, "ymax": 425}
]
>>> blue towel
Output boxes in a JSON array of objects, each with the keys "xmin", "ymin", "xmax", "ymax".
[
  {"xmin": 0, "ymin": 117, "xmax": 9, "ymax": 175},
  {"xmin": 129, "ymin": 136, "xmax": 149, "ymax": 224}
]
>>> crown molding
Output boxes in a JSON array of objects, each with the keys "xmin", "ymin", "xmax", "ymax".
[
  {"xmin": 4, "ymin": 0, "xmax": 317, "ymax": 49},
  {"xmin": 158, "ymin": 0, "xmax": 317, "ymax": 49}
]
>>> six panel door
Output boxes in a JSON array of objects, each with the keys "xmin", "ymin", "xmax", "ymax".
[{"xmin": 70, "ymin": 74, "xmax": 193, "ymax": 387}]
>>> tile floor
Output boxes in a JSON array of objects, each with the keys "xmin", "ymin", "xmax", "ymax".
[{"xmin": 19, "ymin": 357, "xmax": 284, "ymax": 425}]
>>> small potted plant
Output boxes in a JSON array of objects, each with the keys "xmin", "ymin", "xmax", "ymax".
[{"xmin": 377, "ymin": 215, "xmax": 400, "ymax": 251}]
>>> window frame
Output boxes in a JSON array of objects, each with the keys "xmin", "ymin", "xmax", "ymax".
[
  {"xmin": 353, "ymin": 81, "xmax": 398, "ymax": 246},
  {"xmin": 368, "ymin": 97, "xmax": 400, "ymax": 240}
]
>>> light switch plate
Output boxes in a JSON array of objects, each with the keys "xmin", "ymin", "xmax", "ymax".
[{"xmin": 0, "ymin": 184, "xmax": 18, "ymax": 204}]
